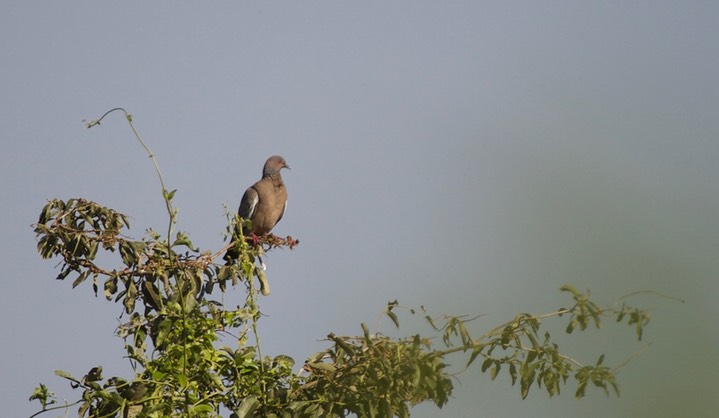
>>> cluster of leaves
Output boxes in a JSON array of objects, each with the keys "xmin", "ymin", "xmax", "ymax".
[
  {"xmin": 31, "ymin": 197, "xmax": 297, "ymax": 417},
  {"xmin": 30, "ymin": 197, "xmax": 655, "ymax": 418},
  {"xmin": 294, "ymin": 326, "xmax": 452, "ymax": 417}
]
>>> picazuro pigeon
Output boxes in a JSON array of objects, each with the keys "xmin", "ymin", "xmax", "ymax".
[{"xmin": 223, "ymin": 155, "xmax": 289, "ymax": 263}]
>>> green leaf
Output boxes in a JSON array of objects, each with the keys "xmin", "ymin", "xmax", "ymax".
[
  {"xmin": 466, "ymin": 346, "xmax": 482, "ymax": 368},
  {"xmin": 85, "ymin": 366, "xmax": 103, "ymax": 382},
  {"xmin": 53, "ymin": 369, "xmax": 72, "ymax": 379},
  {"xmin": 274, "ymin": 354, "xmax": 296, "ymax": 369},
  {"xmin": 547, "ymin": 373, "xmax": 558, "ymax": 396},
  {"xmin": 154, "ymin": 317, "xmax": 172, "ymax": 349},
  {"xmin": 520, "ymin": 378, "xmax": 531, "ymax": 399},
  {"xmin": 458, "ymin": 322, "xmax": 471, "ymax": 345},
  {"xmin": 509, "ymin": 363, "xmax": 518, "ymax": 386},
  {"xmin": 490, "ymin": 362, "xmax": 501, "ymax": 380},
  {"xmin": 575, "ymin": 380, "xmax": 588, "ymax": 398},
  {"xmin": 587, "ymin": 302, "xmax": 602, "ymax": 328},
  {"xmin": 481, "ymin": 358, "xmax": 493, "ymax": 373},
  {"xmin": 331, "ymin": 335, "xmax": 356, "ymax": 357},
  {"xmin": 77, "ymin": 401, "xmax": 90, "ymax": 417},
  {"xmin": 175, "ymin": 372, "xmax": 187, "ymax": 388},
  {"xmin": 72, "ymin": 271, "xmax": 89, "ymax": 288},
  {"xmin": 38, "ymin": 203, "xmax": 51, "ymax": 225},
  {"xmin": 257, "ymin": 269, "xmax": 270, "ymax": 296},
  {"xmin": 559, "ymin": 284, "xmax": 579, "ymax": 296},
  {"xmin": 424, "ymin": 315, "xmax": 437, "ymax": 330},
  {"xmin": 55, "ymin": 267, "xmax": 73, "ymax": 281},
  {"xmin": 28, "ymin": 384, "xmax": 55, "ymax": 409},
  {"xmin": 520, "ymin": 362, "xmax": 537, "ymax": 397},
  {"xmin": 119, "ymin": 241, "xmax": 138, "ymax": 266},
  {"xmin": 124, "ymin": 279, "xmax": 137, "ymax": 313},
  {"xmin": 142, "ymin": 281, "xmax": 163, "ymax": 311},
  {"xmin": 87, "ymin": 239, "xmax": 98, "ymax": 259},
  {"xmin": 307, "ymin": 362, "xmax": 336, "ymax": 372},
  {"xmin": 104, "ymin": 276, "xmax": 118, "ymax": 300},
  {"xmin": 54, "ymin": 370, "xmax": 82, "ymax": 385},
  {"xmin": 526, "ymin": 331, "xmax": 540, "ymax": 350},
  {"xmin": 190, "ymin": 404, "xmax": 214, "ymax": 414},
  {"xmin": 217, "ymin": 265, "xmax": 232, "ymax": 283},
  {"xmin": 361, "ymin": 322, "xmax": 372, "ymax": 346},
  {"xmin": 236, "ymin": 395, "xmax": 259, "ymax": 418},
  {"xmin": 526, "ymin": 349, "xmax": 537, "ymax": 363},
  {"xmin": 172, "ymin": 231, "xmax": 198, "ymax": 251},
  {"xmin": 164, "ymin": 189, "xmax": 177, "ymax": 201},
  {"xmin": 387, "ymin": 311, "xmax": 400, "ymax": 329}
]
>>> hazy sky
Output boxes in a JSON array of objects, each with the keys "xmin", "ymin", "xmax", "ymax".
[{"xmin": 2, "ymin": 3, "xmax": 718, "ymax": 417}]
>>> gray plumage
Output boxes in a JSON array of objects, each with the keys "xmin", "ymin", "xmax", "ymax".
[{"xmin": 224, "ymin": 155, "xmax": 289, "ymax": 262}]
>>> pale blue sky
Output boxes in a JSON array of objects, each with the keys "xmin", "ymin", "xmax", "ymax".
[{"xmin": 2, "ymin": 2, "xmax": 718, "ymax": 417}]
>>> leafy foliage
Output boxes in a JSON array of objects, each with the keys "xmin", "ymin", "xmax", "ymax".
[
  {"xmin": 30, "ymin": 196, "xmax": 653, "ymax": 417},
  {"xmin": 29, "ymin": 110, "xmax": 656, "ymax": 417}
]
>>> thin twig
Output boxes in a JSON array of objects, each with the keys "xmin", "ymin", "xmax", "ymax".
[
  {"xmin": 618, "ymin": 290, "xmax": 685, "ymax": 304},
  {"xmin": 28, "ymin": 400, "xmax": 84, "ymax": 418}
]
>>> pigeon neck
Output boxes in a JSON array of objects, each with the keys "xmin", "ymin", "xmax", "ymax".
[{"xmin": 263, "ymin": 170, "xmax": 283, "ymax": 182}]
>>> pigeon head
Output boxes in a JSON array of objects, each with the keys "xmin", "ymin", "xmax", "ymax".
[{"xmin": 263, "ymin": 155, "xmax": 290, "ymax": 178}]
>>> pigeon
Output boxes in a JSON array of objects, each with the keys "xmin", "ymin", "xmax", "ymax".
[{"xmin": 223, "ymin": 155, "xmax": 289, "ymax": 263}]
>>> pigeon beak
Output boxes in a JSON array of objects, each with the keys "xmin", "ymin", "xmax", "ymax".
[{"xmin": 284, "ymin": 163, "xmax": 291, "ymax": 170}]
